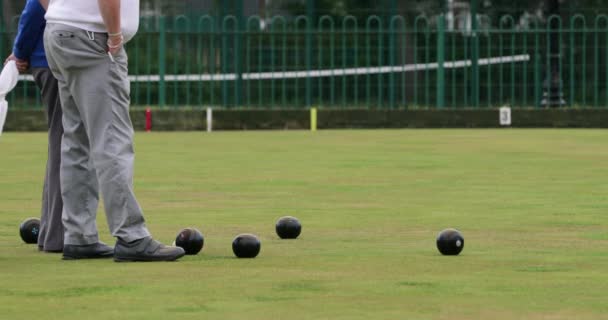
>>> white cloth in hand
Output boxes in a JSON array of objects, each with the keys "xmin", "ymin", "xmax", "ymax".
[{"xmin": 0, "ymin": 61, "xmax": 19, "ymax": 136}]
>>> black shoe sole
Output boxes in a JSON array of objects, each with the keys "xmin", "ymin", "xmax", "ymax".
[
  {"xmin": 39, "ymin": 246, "xmax": 63, "ymax": 253},
  {"xmin": 113, "ymin": 252, "xmax": 186, "ymax": 262},
  {"xmin": 62, "ymin": 253, "xmax": 114, "ymax": 260},
  {"xmin": 43, "ymin": 250, "xmax": 63, "ymax": 254}
]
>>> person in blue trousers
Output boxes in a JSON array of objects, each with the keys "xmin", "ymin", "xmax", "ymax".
[{"xmin": 4, "ymin": 0, "xmax": 64, "ymax": 252}]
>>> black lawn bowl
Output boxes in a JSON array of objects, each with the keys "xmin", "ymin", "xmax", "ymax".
[
  {"xmin": 174, "ymin": 228, "xmax": 204, "ymax": 255},
  {"xmin": 275, "ymin": 216, "xmax": 302, "ymax": 239},
  {"xmin": 19, "ymin": 218, "xmax": 41, "ymax": 244},
  {"xmin": 232, "ymin": 234, "xmax": 261, "ymax": 258},
  {"xmin": 436, "ymin": 228, "xmax": 464, "ymax": 256}
]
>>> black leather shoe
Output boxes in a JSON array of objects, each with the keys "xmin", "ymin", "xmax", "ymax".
[
  {"xmin": 114, "ymin": 237, "xmax": 185, "ymax": 262},
  {"xmin": 39, "ymin": 244, "xmax": 62, "ymax": 253},
  {"xmin": 62, "ymin": 242, "xmax": 114, "ymax": 260}
]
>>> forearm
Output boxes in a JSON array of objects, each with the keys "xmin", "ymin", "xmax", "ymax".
[{"xmin": 97, "ymin": 0, "xmax": 121, "ymax": 34}]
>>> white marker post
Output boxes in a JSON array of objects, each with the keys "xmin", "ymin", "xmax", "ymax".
[
  {"xmin": 206, "ymin": 107, "xmax": 213, "ymax": 132},
  {"xmin": 499, "ymin": 107, "xmax": 512, "ymax": 126},
  {"xmin": 0, "ymin": 61, "xmax": 20, "ymax": 136}
]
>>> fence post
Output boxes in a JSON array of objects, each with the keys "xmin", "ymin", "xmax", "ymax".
[
  {"xmin": 541, "ymin": 1, "xmax": 566, "ymax": 108},
  {"xmin": 534, "ymin": 22, "xmax": 541, "ymax": 108},
  {"xmin": 0, "ymin": 4, "xmax": 4, "ymax": 59},
  {"xmin": 306, "ymin": 0, "xmax": 315, "ymax": 108},
  {"xmin": 222, "ymin": 16, "xmax": 228, "ymax": 107},
  {"xmin": 245, "ymin": 16, "xmax": 259, "ymax": 108},
  {"xmin": 235, "ymin": 2, "xmax": 243, "ymax": 107},
  {"xmin": 594, "ymin": 16, "xmax": 608, "ymax": 108},
  {"xmin": 173, "ymin": 16, "xmax": 189, "ymax": 107},
  {"xmin": 470, "ymin": 0, "xmax": 480, "ymax": 108},
  {"xmin": 158, "ymin": 16, "xmax": 166, "ymax": 108},
  {"xmin": 569, "ymin": 15, "xmax": 586, "ymax": 107},
  {"xmin": 535, "ymin": 51, "xmax": 541, "ymax": 108},
  {"xmin": 343, "ymin": 16, "xmax": 358, "ymax": 108},
  {"xmin": 377, "ymin": 18, "xmax": 384, "ymax": 108},
  {"xmin": 436, "ymin": 13, "xmax": 446, "ymax": 108},
  {"xmin": 270, "ymin": 17, "xmax": 279, "ymax": 108},
  {"xmin": 388, "ymin": 17, "xmax": 397, "ymax": 109},
  {"xmin": 209, "ymin": 16, "xmax": 216, "ymax": 107}
]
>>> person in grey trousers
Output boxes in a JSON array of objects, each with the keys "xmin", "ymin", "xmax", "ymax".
[
  {"xmin": 41, "ymin": 0, "xmax": 184, "ymax": 261},
  {"xmin": 5, "ymin": 0, "xmax": 64, "ymax": 253}
]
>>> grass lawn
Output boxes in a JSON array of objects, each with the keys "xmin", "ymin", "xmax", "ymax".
[{"xmin": 1, "ymin": 129, "xmax": 607, "ymax": 319}]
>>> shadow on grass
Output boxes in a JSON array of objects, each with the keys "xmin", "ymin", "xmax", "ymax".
[
  {"xmin": 515, "ymin": 265, "xmax": 573, "ymax": 273},
  {"xmin": 275, "ymin": 280, "xmax": 325, "ymax": 293},
  {"xmin": 194, "ymin": 255, "xmax": 236, "ymax": 261},
  {"xmin": 396, "ymin": 281, "xmax": 437, "ymax": 288},
  {"xmin": 253, "ymin": 295, "xmax": 297, "ymax": 302},
  {"xmin": 0, "ymin": 285, "xmax": 136, "ymax": 298},
  {"xmin": 165, "ymin": 304, "xmax": 213, "ymax": 313}
]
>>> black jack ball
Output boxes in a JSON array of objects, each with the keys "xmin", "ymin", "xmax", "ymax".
[
  {"xmin": 19, "ymin": 218, "xmax": 41, "ymax": 244},
  {"xmin": 436, "ymin": 228, "xmax": 464, "ymax": 256},
  {"xmin": 174, "ymin": 228, "xmax": 204, "ymax": 255},
  {"xmin": 275, "ymin": 216, "xmax": 302, "ymax": 239},
  {"xmin": 232, "ymin": 234, "xmax": 261, "ymax": 258}
]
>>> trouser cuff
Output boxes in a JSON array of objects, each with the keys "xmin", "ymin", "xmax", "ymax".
[
  {"xmin": 114, "ymin": 228, "xmax": 151, "ymax": 243},
  {"xmin": 63, "ymin": 233, "xmax": 99, "ymax": 246}
]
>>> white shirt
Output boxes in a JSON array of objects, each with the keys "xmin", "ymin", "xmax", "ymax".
[{"xmin": 45, "ymin": 0, "xmax": 140, "ymax": 42}]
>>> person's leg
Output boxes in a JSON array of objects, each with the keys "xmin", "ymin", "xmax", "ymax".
[
  {"xmin": 44, "ymin": 25, "xmax": 101, "ymax": 247},
  {"xmin": 44, "ymin": 23, "xmax": 183, "ymax": 261},
  {"xmin": 37, "ymin": 167, "xmax": 49, "ymax": 251},
  {"xmin": 71, "ymin": 41, "xmax": 150, "ymax": 242},
  {"xmin": 32, "ymin": 67, "xmax": 64, "ymax": 252},
  {"xmin": 44, "ymin": 24, "xmax": 149, "ymax": 241},
  {"xmin": 87, "ymin": 56, "xmax": 150, "ymax": 242}
]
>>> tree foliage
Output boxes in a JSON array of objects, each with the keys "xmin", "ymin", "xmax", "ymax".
[{"xmin": 3, "ymin": 0, "xmax": 608, "ymax": 29}]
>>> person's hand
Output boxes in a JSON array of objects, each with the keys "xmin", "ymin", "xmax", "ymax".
[
  {"xmin": 3, "ymin": 54, "xmax": 15, "ymax": 66},
  {"xmin": 4, "ymin": 54, "xmax": 29, "ymax": 73},
  {"xmin": 107, "ymin": 33, "xmax": 124, "ymax": 55}
]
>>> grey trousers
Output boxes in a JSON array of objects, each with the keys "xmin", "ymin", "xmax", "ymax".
[
  {"xmin": 32, "ymin": 67, "xmax": 64, "ymax": 252},
  {"xmin": 43, "ymin": 23, "xmax": 150, "ymax": 245}
]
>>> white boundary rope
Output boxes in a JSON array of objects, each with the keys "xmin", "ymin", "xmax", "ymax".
[{"xmin": 18, "ymin": 54, "xmax": 529, "ymax": 83}]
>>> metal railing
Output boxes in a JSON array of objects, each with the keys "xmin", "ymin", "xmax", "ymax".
[{"xmin": 1, "ymin": 14, "xmax": 608, "ymax": 109}]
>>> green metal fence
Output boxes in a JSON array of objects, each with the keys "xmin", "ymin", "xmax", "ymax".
[{"xmin": 2, "ymin": 14, "xmax": 608, "ymax": 109}]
